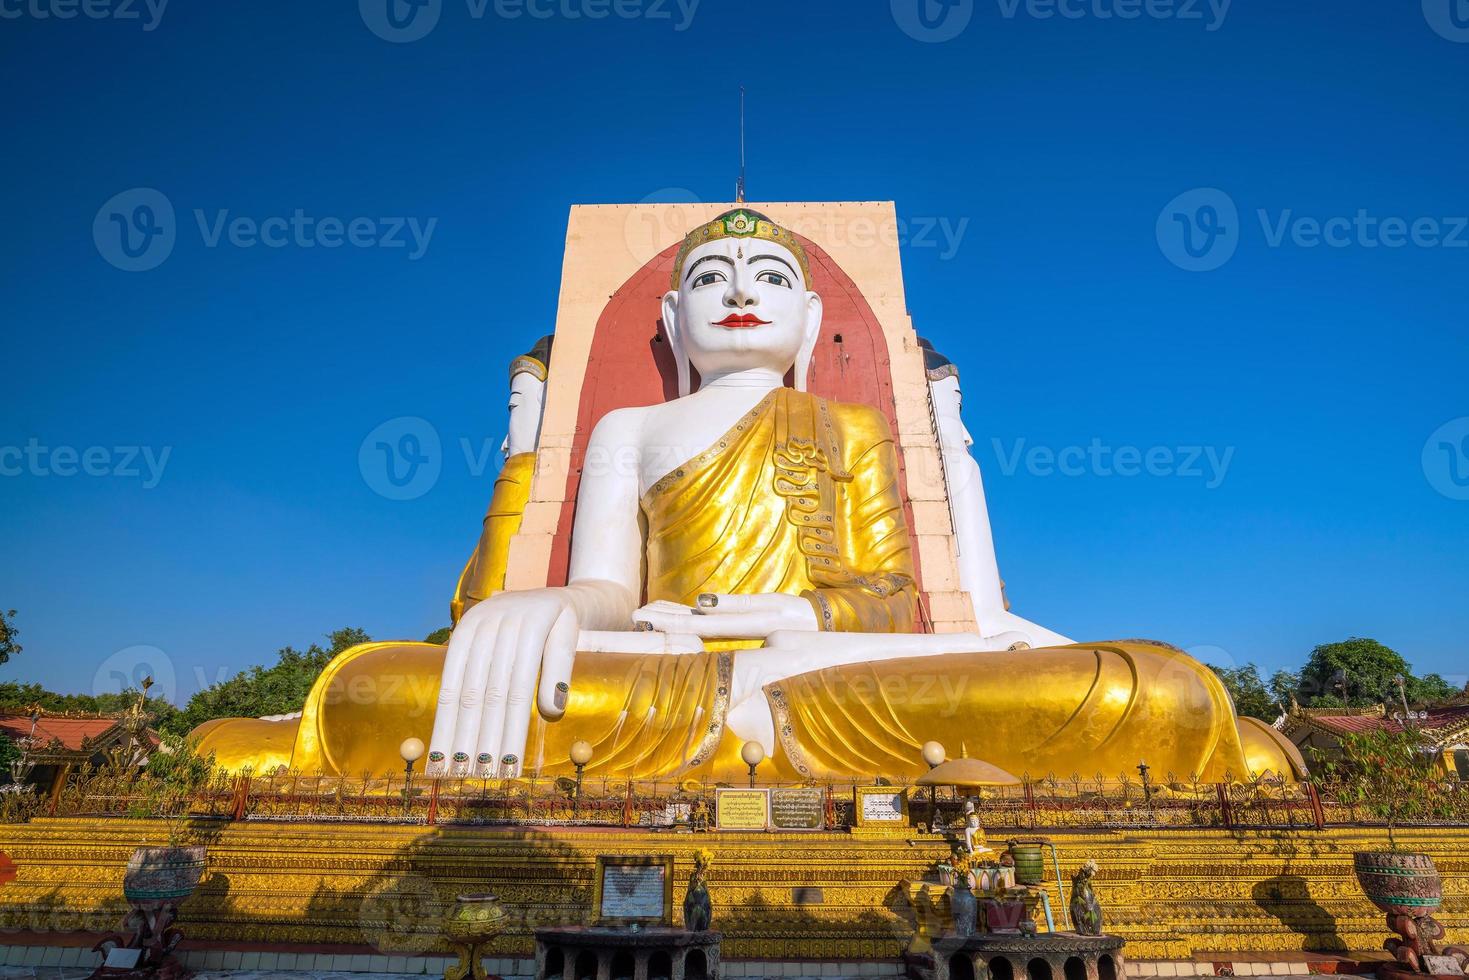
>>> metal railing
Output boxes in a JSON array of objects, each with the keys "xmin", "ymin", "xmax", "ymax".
[{"xmin": 6, "ymin": 761, "xmax": 1468, "ymax": 832}]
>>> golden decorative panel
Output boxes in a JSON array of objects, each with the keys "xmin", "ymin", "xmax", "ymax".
[{"xmin": 0, "ymin": 819, "xmax": 1464, "ymax": 961}]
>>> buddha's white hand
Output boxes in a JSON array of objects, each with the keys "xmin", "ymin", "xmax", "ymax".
[
  {"xmin": 631, "ymin": 593, "xmax": 819, "ymax": 639},
  {"xmin": 425, "ymin": 588, "xmax": 579, "ymax": 778},
  {"xmin": 426, "ymin": 579, "xmax": 639, "ymax": 778}
]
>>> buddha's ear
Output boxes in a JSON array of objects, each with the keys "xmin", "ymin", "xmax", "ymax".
[
  {"xmin": 661, "ymin": 289, "xmax": 692, "ymax": 397},
  {"xmin": 794, "ymin": 291, "xmax": 824, "ymax": 393}
]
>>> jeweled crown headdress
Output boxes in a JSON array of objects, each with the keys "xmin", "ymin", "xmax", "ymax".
[
  {"xmin": 918, "ymin": 337, "xmax": 958, "ymax": 383},
  {"xmin": 670, "ymin": 208, "xmax": 812, "ymax": 290},
  {"xmin": 508, "ymin": 334, "xmax": 554, "ymax": 384}
]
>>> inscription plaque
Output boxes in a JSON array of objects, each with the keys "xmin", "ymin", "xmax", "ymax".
[
  {"xmin": 716, "ymin": 788, "xmax": 771, "ymax": 830},
  {"xmin": 770, "ymin": 787, "xmax": 825, "ymax": 831},
  {"xmin": 854, "ymin": 786, "xmax": 908, "ymax": 827},
  {"xmin": 594, "ymin": 856, "xmax": 672, "ymax": 924}
]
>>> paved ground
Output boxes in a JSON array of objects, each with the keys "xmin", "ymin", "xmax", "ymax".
[{"xmin": 0, "ymin": 969, "xmax": 1378, "ymax": 980}]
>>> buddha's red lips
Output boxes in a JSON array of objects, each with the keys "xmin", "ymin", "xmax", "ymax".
[{"xmin": 714, "ymin": 314, "xmax": 771, "ymax": 328}]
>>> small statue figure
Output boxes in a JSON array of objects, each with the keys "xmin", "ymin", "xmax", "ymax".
[
  {"xmin": 1070, "ymin": 859, "xmax": 1104, "ymax": 936},
  {"xmin": 963, "ymin": 799, "xmax": 983, "ymax": 853},
  {"xmin": 683, "ymin": 849, "xmax": 713, "ymax": 932},
  {"xmin": 689, "ymin": 797, "xmax": 711, "ymax": 833}
]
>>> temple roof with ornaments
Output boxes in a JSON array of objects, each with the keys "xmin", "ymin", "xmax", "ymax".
[
  {"xmin": 0, "ymin": 709, "xmax": 159, "ymax": 763},
  {"xmin": 1279, "ymin": 702, "xmax": 1469, "ymax": 749}
]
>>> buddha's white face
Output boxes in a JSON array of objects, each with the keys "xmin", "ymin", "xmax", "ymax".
[
  {"xmin": 502, "ymin": 371, "xmax": 547, "ymax": 459},
  {"xmin": 662, "ymin": 237, "xmax": 822, "ymax": 383},
  {"xmin": 931, "ymin": 375, "xmax": 974, "ymax": 450}
]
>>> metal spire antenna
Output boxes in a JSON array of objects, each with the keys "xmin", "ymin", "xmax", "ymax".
[{"xmin": 736, "ymin": 86, "xmax": 747, "ymax": 203}]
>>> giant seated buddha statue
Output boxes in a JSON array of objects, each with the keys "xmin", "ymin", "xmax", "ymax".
[{"xmin": 194, "ymin": 207, "xmax": 1304, "ymax": 785}]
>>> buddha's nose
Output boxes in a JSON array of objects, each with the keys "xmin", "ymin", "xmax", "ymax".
[{"xmin": 725, "ymin": 273, "xmax": 759, "ymax": 308}]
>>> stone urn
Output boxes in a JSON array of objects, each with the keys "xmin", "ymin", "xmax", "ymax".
[
  {"xmin": 92, "ymin": 846, "xmax": 208, "ymax": 978},
  {"xmin": 443, "ymin": 893, "xmax": 508, "ymax": 980},
  {"xmin": 1354, "ymin": 852, "xmax": 1457, "ymax": 973},
  {"xmin": 1354, "ymin": 852, "xmax": 1442, "ymax": 918},
  {"xmin": 122, "ymin": 846, "xmax": 207, "ymax": 903}
]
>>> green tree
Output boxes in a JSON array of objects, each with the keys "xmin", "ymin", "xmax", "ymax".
[
  {"xmin": 423, "ymin": 626, "xmax": 452, "ymax": 646},
  {"xmin": 0, "ymin": 732, "xmax": 18, "ymax": 777},
  {"xmin": 1407, "ymin": 672, "xmax": 1458, "ymax": 706},
  {"xmin": 0, "ymin": 610, "xmax": 20, "ymax": 666},
  {"xmin": 1207, "ymin": 663, "xmax": 1282, "ymax": 721},
  {"xmin": 1312, "ymin": 728, "xmax": 1438, "ymax": 850},
  {"xmin": 1297, "ymin": 638, "xmax": 1411, "ymax": 708},
  {"xmin": 161, "ymin": 627, "xmax": 370, "ymax": 736},
  {"xmin": 1269, "ymin": 669, "xmax": 1300, "ymax": 708},
  {"xmin": 0, "ymin": 682, "xmax": 179, "ymax": 731},
  {"xmin": 1293, "ymin": 638, "xmax": 1457, "ymax": 710}
]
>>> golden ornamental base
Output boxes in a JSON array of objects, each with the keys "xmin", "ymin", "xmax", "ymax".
[{"xmin": 1, "ymin": 818, "xmax": 1466, "ymax": 962}]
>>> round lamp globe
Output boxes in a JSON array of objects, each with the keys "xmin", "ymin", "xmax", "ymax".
[
  {"xmin": 921, "ymin": 741, "xmax": 947, "ymax": 768},
  {"xmin": 399, "ymin": 737, "xmax": 426, "ymax": 764},
  {"xmin": 740, "ymin": 741, "xmax": 767, "ymax": 768}
]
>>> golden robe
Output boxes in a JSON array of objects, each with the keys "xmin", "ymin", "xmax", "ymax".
[
  {"xmin": 643, "ymin": 388, "xmax": 917, "ymax": 632},
  {"xmin": 450, "ymin": 450, "xmax": 536, "ymax": 623},
  {"xmin": 193, "ymin": 390, "xmax": 1305, "ymax": 784}
]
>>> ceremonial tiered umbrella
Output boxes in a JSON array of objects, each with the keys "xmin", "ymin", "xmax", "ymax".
[{"xmin": 915, "ymin": 757, "xmax": 1022, "ymax": 788}]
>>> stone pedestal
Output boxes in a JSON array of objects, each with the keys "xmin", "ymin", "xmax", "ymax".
[
  {"xmin": 912, "ymin": 932, "xmax": 1125, "ymax": 980},
  {"xmin": 534, "ymin": 927, "xmax": 721, "ymax": 980}
]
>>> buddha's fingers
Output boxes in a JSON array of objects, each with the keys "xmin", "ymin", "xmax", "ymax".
[
  {"xmin": 698, "ymin": 593, "xmax": 820, "ymax": 631},
  {"xmin": 696, "ymin": 593, "xmax": 765, "ymax": 614},
  {"xmin": 467, "ymin": 620, "xmax": 525, "ymax": 775},
  {"xmin": 426, "ymin": 614, "xmax": 489, "ymax": 776},
  {"xmin": 535, "ymin": 606, "xmax": 579, "ymax": 721},
  {"xmin": 631, "ymin": 608, "xmax": 699, "ymax": 634},
  {"xmin": 444, "ymin": 612, "xmax": 500, "ymax": 775},
  {"xmin": 641, "ymin": 600, "xmax": 695, "ymax": 614},
  {"xmin": 639, "ymin": 608, "xmax": 770, "ymax": 639},
  {"xmin": 503, "ymin": 608, "xmax": 568, "ymax": 776}
]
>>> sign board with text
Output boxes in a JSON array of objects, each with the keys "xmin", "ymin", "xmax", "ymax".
[
  {"xmin": 594, "ymin": 856, "xmax": 673, "ymax": 925},
  {"xmin": 715, "ymin": 788, "xmax": 771, "ymax": 830},
  {"xmin": 854, "ymin": 786, "xmax": 908, "ymax": 827},
  {"xmin": 770, "ymin": 787, "xmax": 825, "ymax": 831}
]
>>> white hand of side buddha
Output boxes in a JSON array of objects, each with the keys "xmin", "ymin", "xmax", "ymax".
[{"xmin": 632, "ymin": 593, "xmax": 819, "ymax": 638}]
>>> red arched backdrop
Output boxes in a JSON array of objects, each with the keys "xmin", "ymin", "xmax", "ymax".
[{"xmin": 546, "ymin": 234, "xmax": 929, "ymax": 626}]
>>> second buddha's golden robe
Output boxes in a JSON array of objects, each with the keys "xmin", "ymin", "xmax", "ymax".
[
  {"xmin": 193, "ymin": 389, "xmax": 1304, "ymax": 784},
  {"xmin": 451, "ymin": 450, "xmax": 536, "ymax": 623}
]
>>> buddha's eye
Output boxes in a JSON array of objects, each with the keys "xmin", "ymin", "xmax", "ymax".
[
  {"xmin": 756, "ymin": 270, "xmax": 792, "ymax": 288},
  {"xmin": 692, "ymin": 270, "xmax": 727, "ymax": 289}
]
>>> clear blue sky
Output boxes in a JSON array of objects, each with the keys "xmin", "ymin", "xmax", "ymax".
[{"xmin": 2, "ymin": 0, "xmax": 1466, "ymax": 705}]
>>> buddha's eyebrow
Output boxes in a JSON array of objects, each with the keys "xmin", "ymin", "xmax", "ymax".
[
  {"xmin": 685, "ymin": 254, "xmax": 734, "ymax": 281},
  {"xmin": 749, "ymin": 253, "xmax": 798, "ymax": 276}
]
